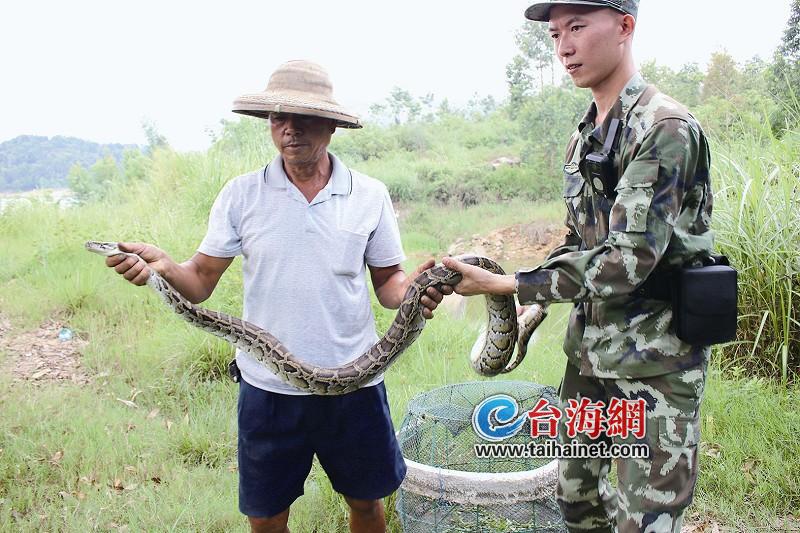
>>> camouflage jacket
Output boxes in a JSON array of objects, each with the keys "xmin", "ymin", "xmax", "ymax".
[{"xmin": 516, "ymin": 73, "xmax": 713, "ymax": 379}]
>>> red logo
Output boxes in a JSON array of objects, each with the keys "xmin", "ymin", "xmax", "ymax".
[
  {"xmin": 527, "ymin": 398, "xmax": 562, "ymax": 438},
  {"xmin": 523, "ymin": 398, "xmax": 647, "ymax": 440}
]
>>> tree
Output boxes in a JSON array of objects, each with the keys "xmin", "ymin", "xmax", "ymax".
[
  {"xmin": 703, "ymin": 51, "xmax": 742, "ymax": 100},
  {"xmin": 518, "ymin": 85, "xmax": 589, "ymax": 173},
  {"xmin": 640, "ymin": 60, "xmax": 705, "ymax": 107},
  {"xmin": 142, "ymin": 119, "xmax": 169, "ymax": 152},
  {"xmin": 0, "ymin": 135, "xmax": 137, "ymax": 192},
  {"xmin": 515, "ymin": 22, "xmax": 554, "ymax": 91},
  {"xmin": 67, "ymin": 155, "xmax": 122, "ymax": 201},
  {"xmin": 386, "ymin": 87, "xmax": 421, "ymax": 124},
  {"xmin": 506, "ymin": 21, "xmax": 555, "ymax": 114},
  {"xmin": 781, "ymin": 0, "xmax": 800, "ymax": 61},
  {"xmin": 506, "ymin": 54, "xmax": 534, "ymax": 113},
  {"xmin": 66, "ymin": 163, "xmax": 92, "ymax": 199},
  {"xmin": 768, "ymin": 0, "xmax": 800, "ymax": 130},
  {"xmin": 740, "ymin": 57, "xmax": 770, "ymax": 95},
  {"xmin": 122, "ymin": 149, "xmax": 150, "ymax": 183},
  {"xmin": 368, "ymin": 87, "xmax": 424, "ymax": 125}
]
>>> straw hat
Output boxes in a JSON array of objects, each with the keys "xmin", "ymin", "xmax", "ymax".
[{"xmin": 232, "ymin": 60, "xmax": 362, "ymax": 129}]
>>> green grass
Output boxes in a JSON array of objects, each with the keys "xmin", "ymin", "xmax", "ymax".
[{"xmin": 691, "ymin": 369, "xmax": 800, "ymax": 525}]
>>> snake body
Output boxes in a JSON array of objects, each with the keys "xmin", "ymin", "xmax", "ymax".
[{"xmin": 86, "ymin": 241, "xmax": 547, "ymax": 395}]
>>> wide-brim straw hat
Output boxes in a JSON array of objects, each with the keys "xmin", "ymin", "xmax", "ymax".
[{"xmin": 232, "ymin": 60, "xmax": 362, "ymax": 129}]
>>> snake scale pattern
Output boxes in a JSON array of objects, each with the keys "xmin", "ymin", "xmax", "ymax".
[{"xmin": 86, "ymin": 241, "xmax": 547, "ymax": 395}]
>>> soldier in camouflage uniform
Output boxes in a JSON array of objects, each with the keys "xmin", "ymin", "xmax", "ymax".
[{"xmin": 443, "ymin": 1, "xmax": 713, "ymax": 531}]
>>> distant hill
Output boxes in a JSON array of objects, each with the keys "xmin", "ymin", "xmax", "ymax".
[{"xmin": 0, "ymin": 135, "xmax": 139, "ymax": 192}]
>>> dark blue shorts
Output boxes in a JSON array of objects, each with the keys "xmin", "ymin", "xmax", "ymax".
[{"xmin": 237, "ymin": 378, "xmax": 407, "ymax": 518}]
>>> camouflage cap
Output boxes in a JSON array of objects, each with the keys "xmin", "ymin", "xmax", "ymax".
[{"xmin": 525, "ymin": 0, "xmax": 638, "ymax": 21}]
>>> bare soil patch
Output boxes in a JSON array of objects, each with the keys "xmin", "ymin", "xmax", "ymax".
[
  {"xmin": 0, "ymin": 315, "xmax": 90, "ymax": 385},
  {"xmin": 439, "ymin": 221, "xmax": 566, "ymax": 318},
  {"xmin": 447, "ymin": 221, "xmax": 566, "ymax": 265}
]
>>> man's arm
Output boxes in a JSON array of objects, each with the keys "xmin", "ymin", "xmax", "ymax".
[
  {"xmin": 106, "ymin": 242, "xmax": 233, "ymax": 304},
  {"xmin": 369, "ymin": 260, "xmax": 452, "ymax": 320}
]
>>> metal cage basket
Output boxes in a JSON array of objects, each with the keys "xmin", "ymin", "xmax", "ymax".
[{"xmin": 396, "ymin": 381, "xmax": 567, "ymax": 532}]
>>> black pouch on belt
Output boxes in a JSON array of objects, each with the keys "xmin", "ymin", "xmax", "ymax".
[
  {"xmin": 635, "ymin": 256, "xmax": 738, "ymax": 345},
  {"xmin": 672, "ymin": 256, "xmax": 738, "ymax": 345}
]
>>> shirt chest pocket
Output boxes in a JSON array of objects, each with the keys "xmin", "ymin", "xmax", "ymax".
[
  {"xmin": 332, "ymin": 229, "xmax": 368, "ymax": 277},
  {"xmin": 610, "ymin": 159, "xmax": 660, "ymax": 233}
]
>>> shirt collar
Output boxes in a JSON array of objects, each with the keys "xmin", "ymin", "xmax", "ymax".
[
  {"xmin": 328, "ymin": 153, "xmax": 352, "ymax": 195},
  {"xmin": 577, "ymin": 72, "xmax": 648, "ymax": 146},
  {"xmin": 264, "ymin": 152, "xmax": 352, "ymax": 197}
]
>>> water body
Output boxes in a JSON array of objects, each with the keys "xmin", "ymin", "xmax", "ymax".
[{"xmin": 0, "ymin": 188, "xmax": 77, "ymax": 214}]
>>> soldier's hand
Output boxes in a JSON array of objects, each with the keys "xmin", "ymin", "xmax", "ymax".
[
  {"xmin": 409, "ymin": 259, "xmax": 453, "ymax": 320},
  {"xmin": 441, "ymin": 256, "xmax": 515, "ymax": 296},
  {"xmin": 105, "ymin": 242, "xmax": 171, "ymax": 286}
]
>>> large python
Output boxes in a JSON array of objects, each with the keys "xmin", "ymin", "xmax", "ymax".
[{"xmin": 86, "ymin": 241, "xmax": 547, "ymax": 394}]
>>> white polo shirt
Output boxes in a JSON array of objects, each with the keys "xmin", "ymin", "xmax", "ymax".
[{"xmin": 198, "ymin": 153, "xmax": 406, "ymax": 394}]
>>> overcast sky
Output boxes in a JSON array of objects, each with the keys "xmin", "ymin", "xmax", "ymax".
[{"xmin": 0, "ymin": 0, "xmax": 792, "ymax": 151}]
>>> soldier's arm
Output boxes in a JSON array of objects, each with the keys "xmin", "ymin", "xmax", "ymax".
[{"xmin": 516, "ymin": 118, "xmax": 706, "ymax": 304}]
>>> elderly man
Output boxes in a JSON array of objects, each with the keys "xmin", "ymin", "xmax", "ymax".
[
  {"xmin": 444, "ymin": 2, "xmax": 717, "ymax": 532},
  {"xmin": 106, "ymin": 60, "xmax": 450, "ymax": 533}
]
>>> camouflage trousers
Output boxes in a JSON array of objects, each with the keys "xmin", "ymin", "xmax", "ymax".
[{"xmin": 556, "ymin": 361, "xmax": 707, "ymax": 533}]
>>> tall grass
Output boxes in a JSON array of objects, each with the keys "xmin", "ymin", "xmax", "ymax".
[{"xmin": 711, "ymin": 122, "xmax": 800, "ymax": 383}]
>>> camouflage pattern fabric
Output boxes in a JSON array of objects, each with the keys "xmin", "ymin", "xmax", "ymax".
[
  {"xmin": 525, "ymin": 0, "xmax": 639, "ymax": 22},
  {"xmin": 516, "ymin": 73, "xmax": 714, "ymax": 380},
  {"xmin": 556, "ymin": 360, "xmax": 706, "ymax": 533}
]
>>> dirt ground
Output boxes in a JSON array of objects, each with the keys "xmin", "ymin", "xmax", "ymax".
[
  {"xmin": 446, "ymin": 221, "xmax": 566, "ymax": 266},
  {"xmin": 439, "ymin": 221, "xmax": 566, "ymax": 319},
  {"xmin": 0, "ymin": 314, "xmax": 90, "ymax": 386}
]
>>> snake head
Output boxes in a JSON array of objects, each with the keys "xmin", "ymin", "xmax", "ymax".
[{"xmin": 85, "ymin": 241, "xmax": 121, "ymax": 255}]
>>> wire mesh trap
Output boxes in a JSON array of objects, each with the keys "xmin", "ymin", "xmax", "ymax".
[{"xmin": 396, "ymin": 381, "xmax": 567, "ymax": 532}]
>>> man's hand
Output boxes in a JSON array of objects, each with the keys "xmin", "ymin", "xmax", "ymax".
[
  {"xmin": 369, "ymin": 259, "xmax": 454, "ymax": 319},
  {"xmin": 441, "ymin": 256, "xmax": 516, "ymax": 297},
  {"xmin": 105, "ymin": 242, "xmax": 173, "ymax": 286},
  {"xmin": 406, "ymin": 258, "xmax": 454, "ymax": 320}
]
